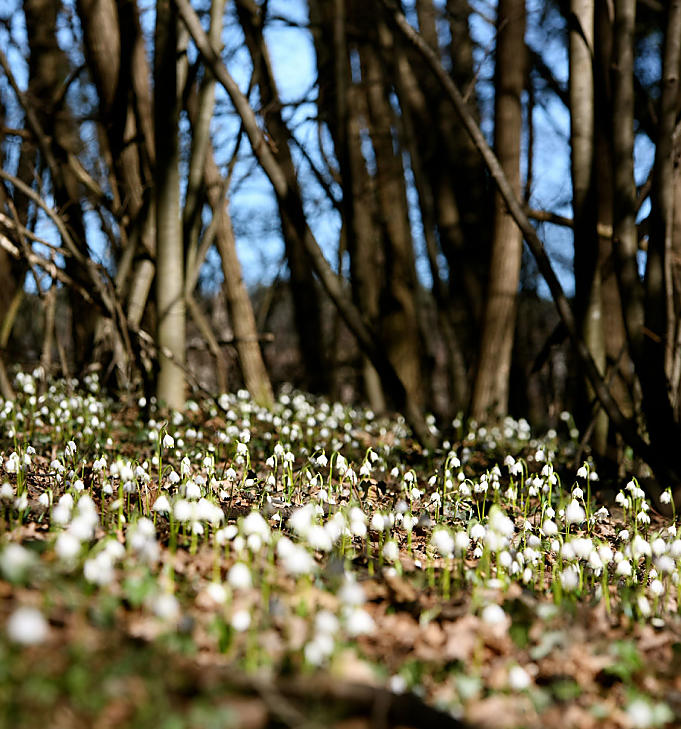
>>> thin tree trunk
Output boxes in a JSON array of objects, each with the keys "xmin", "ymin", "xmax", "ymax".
[
  {"xmin": 361, "ymin": 23, "xmax": 426, "ymax": 408},
  {"xmin": 569, "ymin": 0, "xmax": 608, "ymax": 454},
  {"xmin": 154, "ymin": 0, "xmax": 185, "ymax": 409},
  {"xmin": 471, "ymin": 0, "xmax": 526, "ymax": 419}
]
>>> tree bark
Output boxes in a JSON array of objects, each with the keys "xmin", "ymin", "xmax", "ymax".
[
  {"xmin": 154, "ymin": 0, "xmax": 185, "ymax": 409},
  {"xmin": 471, "ymin": 0, "xmax": 526, "ymax": 419},
  {"xmin": 568, "ymin": 0, "xmax": 609, "ymax": 454}
]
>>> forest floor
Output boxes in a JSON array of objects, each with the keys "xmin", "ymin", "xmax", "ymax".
[{"xmin": 1, "ymin": 372, "xmax": 680, "ymax": 729}]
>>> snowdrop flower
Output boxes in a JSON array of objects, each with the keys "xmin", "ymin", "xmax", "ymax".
[
  {"xmin": 656, "ymin": 555, "xmax": 675, "ymax": 574},
  {"xmin": 454, "ymin": 531, "xmax": 470, "ymax": 554},
  {"xmin": 243, "ymin": 511, "xmax": 270, "ymax": 542},
  {"xmin": 649, "ymin": 579, "xmax": 665, "ymax": 597},
  {"xmin": 307, "ymin": 525, "xmax": 333, "ymax": 552},
  {"xmin": 231, "ymin": 609, "xmax": 252, "ymax": 632},
  {"xmin": 488, "ymin": 507, "xmax": 515, "ymax": 538},
  {"xmin": 382, "ymin": 540, "xmax": 400, "ymax": 563},
  {"xmin": 631, "ymin": 534, "xmax": 652, "ymax": 560},
  {"xmin": 627, "ymin": 699, "xmax": 655, "ymax": 729},
  {"xmin": 153, "ymin": 494, "xmax": 171, "ymax": 514},
  {"xmin": 431, "ymin": 528, "xmax": 454, "ymax": 558},
  {"xmin": 227, "ymin": 562, "xmax": 252, "ymax": 590},
  {"xmin": 508, "ymin": 665, "xmax": 532, "ymax": 691},
  {"xmin": 565, "ymin": 499, "xmax": 585, "ymax": 525},
  {"xmin": 279, "ymin": 543, "xmax": 316, "ymax": 576},
  {"xmin": 289, "ymin": 504, "xmax": 315, "ymax": 538},
  {"xmin": 153, "ymin": 593, "xmax": 180, "ymax": 621},
  {"xmin": 173, "ymin": 499, "xmax": 193, "ymax": 522},
  {"xmin": 616, "ymin": 560, "xmax": 633, "ymax": 577},
  {"xmin": 637, "ymin": 595, "xmax": 651, "ymax": 617},
  {"xmin": 470, "ymin": 523, "xmax": 486, "ymax": 541},
  {"xmin": 315, "ymin": 610, "xmax": 340, "ymax": 636},
  {"xmin": 542, "ymin": 519, "xmax": 558, "ymax": 537},
  {"xmin": 576, "ymin": 464, "xmax": 588, "ymax": 479},
  {"xmin": 55, "ymin": 532, "xmax": 81, "ymax": 562},
  {"xmin": 204, "ymin": 582, "xmax": 227, "ymax": 605},
  {"xmin": 84, "ymin": 552, "xmax": 115, "ymax": 585},
  {"xmin": 660, "ymin": 490, "xmax": 672, "ymax": 505},
  {"xmin": 0, "ymin": 544, "xmax": 34, "ymax": 581},
  {"xmin": 481, "ymin": 604, "xmax": 506, "ymax": 626},
  {"xmin": 344, "ymin": 607, "xmax": 375, "ymax": 636},
  {"xmin": 560, "ymin": 566, "xmax": 580, "ymax": 591},
  {"xmin": 339, "ymin": 578, "xmax": 366, "ymax": 606},
  {"xmin": 6, "ymin": 606, "xmax": 49, "ymax": 645}
]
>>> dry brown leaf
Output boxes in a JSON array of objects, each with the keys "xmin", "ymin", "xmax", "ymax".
[{"xmin": 442, "ymin": 615, "xmax": 479, "ymax": 662}]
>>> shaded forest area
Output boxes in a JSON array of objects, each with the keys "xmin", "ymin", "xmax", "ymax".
[{"xmin": 0, "ymin": 0, "xmax": 680, "ymax": 498}]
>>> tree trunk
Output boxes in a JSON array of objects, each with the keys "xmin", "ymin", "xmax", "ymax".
[
  {"xmin": 568, "ymin": 0, "xmax": 609, "ymax": 454},
  {"xmin": 471, "ymin": 0, "xmax": 526, "ymax": 419},
  {"xmin": 204, "ymin": 153, "xmax": 274, "ymax": 407},
  {"xmin": 154, "ymin": 0, "xmax": 185, "ymax": 409},
  {"xmin": 360, "ymin": 21, "xmax": 426, "ymax": 409}
]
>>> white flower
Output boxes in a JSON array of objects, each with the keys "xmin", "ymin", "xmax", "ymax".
[
  {"xmin": 289, "ymin": 504, "xmax": 315, "ymax": 538},
  {"xmin": 344, "ymin": 607, "xmax": 375, "ymax": 636},
  {"xmin": 542, "ymin": 519, "xmax": 558, "ymax": 537},
  {"xmin": 627, "ymin": 698, "xmax": 654, "ymax": 729},
  {"xmin": 576, "ymin": 465, "xmax": 588, "ymax": 479},
  {"xmin": 280, "ymin": 543, "xmax": 316, "ymax": 576},
  {"xmin": 454, "ymin": 531, "xmax": 470, "ymax": 554},
  {"xmin": 84, "ymin": 552, "xmax": 114, "ymax": 585},
  {"xmin": 153, "ymin": 593, "xmax": 180, "ymax": 621},
  {"xmin": 162, "ymin": 433, "xmax": 175, "ymax": 449},
  {"xmin": 470, "ymin": 523, "xmax": 486, "ymax": 541},
  {"xmin": 560, "ymin": 566, "xmax": 580, "ymax": 591},
  {"xmin": 631, "ymin": 534, "xmax": 652, "ymax": 560},
  {"xmin": 649, "ymin": 579, "xmax": 665, "ymax": 597},
  {"xmin": 565, "ymin": 499, "xmax": 585, "ymax": 525},
  {"xmin": 231, "ymin": 609, "xmax": 251, "ymax": 632},
  {"xmin": 315, "ymin": 610, "xmax": 340, "ymax": 635},
  {"xmin": 338, "ymin": 579, "xmax": 366, "ymax": 606},
  {"xmin": 243, "ymin": 511, "xmax": 270, "ymax": 541},
  {"xmin": 227, "ymin": 562, "xmax": 252, "ymax": 590},
  {"xmin": 153, "ymin": 494, "xmax": 171, "ymax": 513},
  {"xmin": 481, "ymin": 604, "xmax": 506, "ymax": 625},
  {"xmin": 6, "ymin": 606, "xmax": 49, "ymax": 644},
  {"xmin": 173, "ymin": 499, "xmax": 193, "ymax": 522},
  {"xmin": 2, "ymin": 543, "xmax": 36, "ymax": 584},
  {"xmin": 55, "ymin": 532, "xmax": 81, "ymax": 562},
  {"xmin": 431, "ymin": 528, "xmax": 454, "ymax": 558},
  {"xmin": 204, "ymin": 582, "xmax": 227, "ymax": 605},
  {"xmin": 382, "ymin": 540, "xmax": 400, "ymax": 563},
  {"xmin": 307, "ymin": 524, "xmax": 333, "ymax": 552},
  {"xmin": 508, "ymin": 664, "xmax": 532, "ymax": 691},
  {"xmin": 616, "ymin": 560, "xmax": 632, "ymax": 577},
  {"xmin": 637, "ymin": 595, "xmax": 651, "ymax": 617}
]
